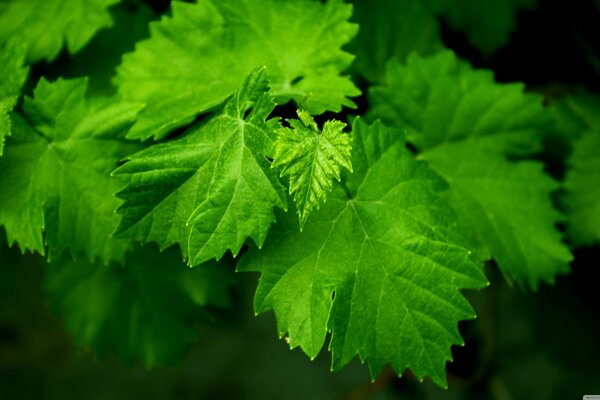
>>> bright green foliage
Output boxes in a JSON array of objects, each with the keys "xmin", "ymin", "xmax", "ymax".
[
  {"xmin": 369, "ymin": 52, "xmax": 548, "ymax": 156},
  {"xmin": 115, "ymin": 0, "xmax": 359, "ymax": 140},
  {"xmin": 369, "ymin": 51, "xmax": 571, "ymax": 289},
  {"xmin": 45, "ymin": 246, "xmax": 234, "ymax": 366},
  {"xmin": 0, "ymin": 40, "xmax": 28, "ymax": 155},
  {"xmin": 426, "ymin": 141, "xmax": 571, "ymax": 289},
  {"xmin": 425, "ymin": 0, "xmax": 537, "ymax": 54},
  {"xmin": 0, "ymin": 0, "xmax": 591, "ymax": 389},
  {"xmin": 239, "ymin": 119, "xmax": 487, "ymax": 388},
  {"xmin": 45, "ymin": 0, "xmax": 157, "ymax": 97},
  {"xmin": 114, "ymin": 68, "xmax": 286, "ymax": 266},
  {"xmin": 349, "ymin": 0, "xmax": 442, "ymax": 83},
  {"xmin": 565, "ymin": 132, "xmax": 600, "ymax": 246},
  {"xmin": 0, "ymin": 78, "xmax": 142, "ymax": 263},
  {"xmin": 0, "ymin": 0, "xmax": 120, "ymax": 62},
  {"xmin": 273, "ymin": 110, "xmax": 352, "ymax": 230}
]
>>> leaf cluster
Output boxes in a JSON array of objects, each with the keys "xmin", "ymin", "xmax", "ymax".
[{"xmin": 0, "ymin": 0, "xmax": 597, "ymax": 389}]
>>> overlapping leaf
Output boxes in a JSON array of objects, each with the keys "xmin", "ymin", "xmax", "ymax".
[
  {"xmin": 369, "ymin": 51, "xmax": 572, "ymax": 288},
  {"xmin": 239, "ymin": 119, "xmax": 487, "ymax": 388},
  {"xmin": 273, "ymin": 111, "xmax": 352, "ymax": 230},
  {"xmin": 553, "ymin": 90, "xmax": 600, "ymax": 140},
  {"xmin": 426, "ymin": 141, "xmax": 570, "ymax": 288},
  {"xmin": 565, "ymin": 133, "xmax": 600, "ymax": 246},
  {"xmin": 115, "ymin": 0, "xmax": 360, "ymax": 140},
  {"xmin": 0, "ymin": 40, "xmax": 29, "ymax": 155},
  {"xmin": 557, "ymin": 91, "xmax": 600, "ymax": 246},
  {"xmin": 369, "ymin": 51, "xmax": 548, "ymax": 155},
  {"xmin": 0, "ymin": 78, "xmax": 142, "ymax": 263},
  {"xmin": 114, "ymin": 68, "xmax": 286, "ymax": 266},
  {"xmin": 349, "ymin": 0, "xmax": 442, "ymax": 83},
  {"xmin": 0, "ymin": 0, "xmax": 119, "ymax": 62},
  {"xmin": 43, "ymin": 0, "xmax": 157, "ymax": 97},
  {"xmin": 45, "ymin": 246, "xmax": 234, "ymax": 366},
  {"xmin": 425, "ymin": 0, "xmax": 537, "ymax": 54}
]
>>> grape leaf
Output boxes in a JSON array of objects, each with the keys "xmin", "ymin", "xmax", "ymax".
[
  {"xmin": 0, "ymin": 0, "xmax": 120, "ymax": 63},
  {"xmin": 115, "ymin": 0, "xmax": 360, "ymax": 140},
  {"xmin": 425, "ymin": 141, "xmax": 571, "ymax": 289},
  {"xmin": 0, "ymin": 78, "xmax": 142, "ymax": 263},
  {"xmin": 239, "ymin": 119, "xmax": 487, "ymax": 388},
  {"xmin": 565, "ymin": 132, "xmax": 600, "ymax": 246},
  {"xmin": 114, "ymin": 68, "xmax": 287, "ymax": 266},
  {"xmin": 369, "ymin": 51, "xmax": 572, "ymax": 289},
  {"xmin": 552, "ymin": 89, "xmax": 600, "ymax": 142},
  {"xmin": 551, "ymin": 91, "xmax": 600, "ymax": 246},
  {"xmin": 0, "ymin": 40, "xmax": 29, "ymax": 155},
  {"xmin": 349, "ymin": 0, "xmax": 442, "ymax": 83},
  {"xmin": 45, "ymin": 246, "xmax": 234, "ymax": 366},
  {"xmin": 369, "ymin": 51, "xmax": 549, "ymax": 156},
  {"xmin": 42, "ymin": 0, "xmax": 157, "ymax": 97},
  {"xmin": 273, "ymin": 110, "xmax": 352, "ymax": 230},
  {"xmin": 425, "ymin": 0, "xmax": 537, "ymax": 54}
]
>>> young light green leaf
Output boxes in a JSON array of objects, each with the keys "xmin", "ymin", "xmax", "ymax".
[
  {"xmin": 273, "ymin": 110, "xmax": 352, "ymax": 230},
  {"xmin": 115, "ymin": 0, "xmax": 360, "ymax": 140},
  {"xmin": 369, "ymin": 51, "xmax": 571, "ymax": 289},
  {"xmin": 239, "ymin": 119, "xmax": 487, "ymax": 388},
  {"xmin": 0, "ymin": 0, "xmax": 120, "ymax": 62},
  {"xmin": 0, "ymin": 40, "xmax": 29, "ymax": 155},
  {"xmin": 113, "ymin": 68, "xmax": 287, "ymax": 266},
  {"xmin": 45, "ymin": 246, "xmax": 234, "ymax": 366},
  {"xmin": 0, "ymin": 78, "xmax": 142, "ymax": 264}
]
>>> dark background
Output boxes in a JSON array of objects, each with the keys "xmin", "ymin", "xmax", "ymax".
[{"xmin": 1, "ymin": 0, "xmax": 599, "ymax": 399}]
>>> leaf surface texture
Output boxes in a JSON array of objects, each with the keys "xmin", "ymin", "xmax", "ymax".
[
  {"xmin": 239, "ymin": 119, "xmax": 487, "ymax": 387},
  {"xmin": 0, "ymin": 0, "xmax": 119, "ymax": 62},
  {"xmin": 116, "ymin": 0, "xmax": 360, "ymax": 140},
  {"xmin": 0, "ymin": 78, "xmax": 142, "ymax": 263},
  {"xmin": 273, "ymin": 111, "xmax": 352, "ymax": 229},
  {"xmin": 369, "ymin": 51, "xmax": 572, "ymax": 288},
  {"xmin": 114, "ymin": 69, "xmax": 287, "ymax": 265}
]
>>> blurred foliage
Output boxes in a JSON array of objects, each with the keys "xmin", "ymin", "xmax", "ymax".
[{"xmin": 1, "ymin": 241, "xmax": 600, "ymax": 399}]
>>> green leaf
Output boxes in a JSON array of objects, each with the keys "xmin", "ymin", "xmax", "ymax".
[
  {"xmin": 0, "ymin": 78, "xmax": 142, "ymax": 264},
  {"xmin": 42, "ymin": 0, "xmax": 157, "ymax": 97},
  {"xmin": 115, "ymin": 0, "xmax": 360, "ymax": 140},
  {"xmin": 114, "ymin": 68, "xmax": 287, "ymax": 266},
  {"xmin": 0, "ymin": 40, "xmax": 29, "ymax": 155},
  {"xmin": 0, "ymin": 0, "xmax": 120, "ymax": 63},
  {"xmin": 45, "ymin": 246, "xmax": 234, "ymax": 366},
  {"xmin": 369, "ymin": 51, "xmax": 548, "ymax": 156},
  {"xmin": 239, "ymin": 119, "xmax": 487, "ymax": 388},
  {"xmin": 349, "ymin": 0, "xmax": 442, "ymax": 83},
  {"xmin": 425, "ymin": 0, "xmax": 537, "ymax": 54},
  {"xmin": 564, "ymin": 132, "xmax": 600, "ymax": 246},
  {"xmin": 426, "ymin": 141, "xmax": 571, "ymax": 289},
  {"xmin": 273, "ymin": 110, "xmax": 352, "ymax": 230},
  {"xmin": 369, "ymin": 51, "xmax": 571, "ymax": 289},
  {"xmin": 552, "ymin": 89, "xmax": 600, "ymax": 142}
]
